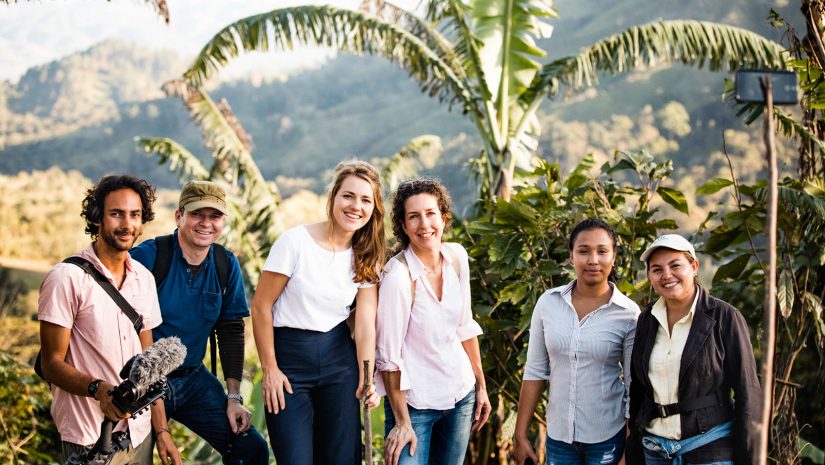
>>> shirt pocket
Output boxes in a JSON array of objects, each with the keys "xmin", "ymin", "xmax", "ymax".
[{"xmin": 200, "ymin": 291, "xmax": 221, "ymax": 327}]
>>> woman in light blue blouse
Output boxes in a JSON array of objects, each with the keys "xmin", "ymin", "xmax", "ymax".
[{"xmin": 513, "ymin": 219, "xmax": 641, "ymax": 465}]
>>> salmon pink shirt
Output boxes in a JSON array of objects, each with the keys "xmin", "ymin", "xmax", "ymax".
[{"xmin": 38, "ymin": 244, "xmax": 162, "ymax": 447}]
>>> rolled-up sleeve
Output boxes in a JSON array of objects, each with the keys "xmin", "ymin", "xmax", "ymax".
[
  {"xmin": 375, "ymin": 259, "xmax": 413, "ymax": 393},
  {"xmin": 451, "ymin": 243, "xmax": 483, "ymax": 341},
  {"xmin": 523, "ymin": 293, "xmax": 551, "ymax": 381}
]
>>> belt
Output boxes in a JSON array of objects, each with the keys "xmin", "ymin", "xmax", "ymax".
[
  {"xmin": 650, "ymin": 389, "xmax": 731, "ymax": 419},
  {"xmin": 167, "ymin": 365, "xmax": 200, "ymax": 379}
]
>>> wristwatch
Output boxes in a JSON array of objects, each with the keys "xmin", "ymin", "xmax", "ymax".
[
  {"xmin": 88, "ymin": 379, "xmax": 103, "ymax": 399},
  {"xmin": 226, "ymin": 393, "xmax": 243, "ymax": 404}
]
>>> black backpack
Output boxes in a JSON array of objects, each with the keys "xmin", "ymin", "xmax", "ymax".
[{"xmin": 151, "ymin": 234, "xmax": 230, "ymax": 375}]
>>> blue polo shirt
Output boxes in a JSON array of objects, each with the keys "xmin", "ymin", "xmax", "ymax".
[{"xmin": 130, "ymin": 230, "xmax": 249, "ymax": 370}]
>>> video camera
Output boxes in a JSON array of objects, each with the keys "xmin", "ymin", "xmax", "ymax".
[{"xmin": 63, "ymin": 337, "xmax": 186, "ymax": 465}]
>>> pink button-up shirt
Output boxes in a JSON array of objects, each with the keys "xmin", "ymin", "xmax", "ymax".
[
  {"xmin": 38, "ymin": 244, "xmax": 162, "ymax": 447},
  {"xmin": 375, "ymin": 243, "xmax": 483, "ymax": 410}
]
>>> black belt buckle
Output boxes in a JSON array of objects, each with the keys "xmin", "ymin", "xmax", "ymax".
[{"xmin": 657, "ymin": 404, "xmax": 668, "ymax": 418}]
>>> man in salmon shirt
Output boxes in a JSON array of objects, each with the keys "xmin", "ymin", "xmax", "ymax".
[{"xmin": 38, "ymin": 175, "xmax": 163, "ymax": 465}]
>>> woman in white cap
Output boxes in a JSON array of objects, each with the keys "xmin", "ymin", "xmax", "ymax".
[{"xmin": 626, "ymin": 234, "xmax": 760, "ymax": 465}]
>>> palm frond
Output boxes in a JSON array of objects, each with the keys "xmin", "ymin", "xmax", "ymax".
[
  {"xmin": 135, "ymin": 137, "xmax": 209, "ymax": 181},
  {"xmin": 525, "ymin": 20, "xmax": 788, "ymax": 102},
  {"xmin": 472, "ymin": 0, "xmax": 556, "ymax": 130},
  {"xmin": 183, "ymin": 5, "xmax": 476, "ymax": 111}
]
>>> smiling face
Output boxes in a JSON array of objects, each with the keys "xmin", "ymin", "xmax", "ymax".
[
  {"xmin": 97, "ymin": 188, "xmax": 143, "ymax": 252},
  {"xmin": 647, "ymin": 248, "xmax": 699, "ymax": 304},
  {"xmin": 402, "ymin": 193, "xmax": 445, "ymax": 253},
  {"xmin": 176, "ymin": 207, "xmax": 225, "ymax": 250},
  {"xmin": 330, "ymin": 174, "xmax": 376, "ymax": 234},
  {"xmin": 570, "ymin": 227, "xmax": 615, "ymax": 287}
]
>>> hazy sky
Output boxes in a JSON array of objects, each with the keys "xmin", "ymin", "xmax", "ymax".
[{"xmin": 0, "ymin": 0, "xmax": 378, "ymax": 82}]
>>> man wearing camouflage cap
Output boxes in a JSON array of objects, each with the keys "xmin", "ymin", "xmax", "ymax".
[{"xmin": 131, "ymin": 180, "xmax": 268, "ymax": 465}]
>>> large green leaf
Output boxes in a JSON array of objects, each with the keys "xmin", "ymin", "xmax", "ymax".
[
  {"xmin": 525, "ymin": 20, "xmax": 787, "ymax": 102},
  {"xmin": 470, "ymin": 0, "xmax": 556, "ymax": 122},
  {"xmin": 712, "ymin": 253, "xmax": 751, "ymax": 286},
  {"xmin": 658, "ymin": 186, "xmax": 689, "ymax": 214},
  {"xmin": 777, "ymin": 267, "xmax": 795, "ymax": 319},
  {"xmin": 696, "ymin": 178, "xmax": 734, "ymax": 195},
  {"xmin": 184, "ymin": 5, "xmax": 476, "ymax": 112}
]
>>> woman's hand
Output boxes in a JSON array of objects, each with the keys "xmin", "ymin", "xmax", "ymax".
[
  {"xmin": 513, "ymin": 434, "xmax": 539, "ymax": 465},
  {"xmin": 472, "ymin": 385, "xmax": 492, "ymax": 432},
  {"xmin": 355, "ymin": 383, "xmax": 380, "ymax": 409},
  {"xmin": 261, "ymin": 366, "xmax": 292, "ymax": 414},
  {"xmin": 384, "ymin": 422, "xmax": 417, "ymax": 465}
]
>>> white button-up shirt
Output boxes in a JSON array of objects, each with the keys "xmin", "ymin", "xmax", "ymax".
[
  {"xmin": 646, "ymin": 292, "xmax": 699, "ymax": 439},
  {"xmin": 375, "ymin": 243, "xmax": 483, "ymax": 410},
  {"xmin": 524, "ymin": 281, "xmax": 640, "ymax": 444}
]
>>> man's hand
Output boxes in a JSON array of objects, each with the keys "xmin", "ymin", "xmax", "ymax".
[
  {"xmin": 355, "ymin": 383, "xmax": 380, "ymax": 409},
  {"xmin": 471, "ymin": 386, "xmax": 492, "ymax": 432},
  {"xmin": 226, "ymin": 400, "xmax": 252, "ymax": 433},
  {"xmin": 155, "ymin": 429, "xmax": 182, "ymax": 465},
  {"xmin": 95, "ymin": 381, "xmax": 129, "ymax": 421}
]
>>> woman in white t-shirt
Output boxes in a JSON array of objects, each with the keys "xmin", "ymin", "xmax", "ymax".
[
  {"xmin": 250, "ymin": 160, "xmax": 385, "ymax": 464},
  {"xmin": 376, "ymin": 178, "xmax": 491, "ymax": 465}
]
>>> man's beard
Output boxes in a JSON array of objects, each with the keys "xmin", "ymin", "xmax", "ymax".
[{"xmin": 100, "ymin": 223, "xmax": 139, "ymax": 251}]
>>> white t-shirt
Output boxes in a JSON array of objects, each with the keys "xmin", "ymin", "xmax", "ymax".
[{"xmin": 262, "ymin": 225, "xmax": 374, "ymax": 332}]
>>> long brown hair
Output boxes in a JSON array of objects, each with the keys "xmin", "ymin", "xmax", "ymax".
[{"xmin": 326, "ymin": 160, "xmax": 386, "ymax": 284}]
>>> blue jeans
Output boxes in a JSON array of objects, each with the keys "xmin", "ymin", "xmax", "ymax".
[
  {"xmin": 164, "ymin": 364, "xmax": 269, "ymax": 465},
  {"xmin": 545, "ymin": 428, "xmax": 625, "ymax": 465},
  {"xmin": 641, "ymin": 419, "xmax": 733, "ymax": 465},
  {"xmin": 384, "ymin": 390, "xmax": 475, "ymax": 465},
  {"xmin": 265, "ymin": 322, "xmax": 362, "ymax": 465}
]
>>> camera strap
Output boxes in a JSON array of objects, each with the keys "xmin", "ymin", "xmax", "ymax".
[{"xmin": 63, "ymin": 256, "xmax": 144, "ymax": 334}]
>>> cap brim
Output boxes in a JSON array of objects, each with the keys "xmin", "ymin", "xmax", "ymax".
[{"xmin": 183, "ymin": 200, "xmax": 228, "ymax": 215}]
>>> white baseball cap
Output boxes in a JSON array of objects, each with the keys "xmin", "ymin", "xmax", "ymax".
[{"xmin": 640, "ymin": 234, "xmax": 697, "ymax": 263}]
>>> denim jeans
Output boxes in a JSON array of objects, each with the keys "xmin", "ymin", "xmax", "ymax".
[
  {"xmin": 642, "ymin": 448, "xmax": 733, "ymax": 465},
  {"xmin": 164, "ymin": 364, "xmax": 269, "ymax": 465},
  {"xmin": 384, "ymin": 390, "xmax": 476, "ymax": 465},
  {"xmin": 545, "ymin": 427, "xmax": 625, "ymax": 465},
  {"xmin": 641, "ymin": 419, "xmax": 733, "ymax": 465}
]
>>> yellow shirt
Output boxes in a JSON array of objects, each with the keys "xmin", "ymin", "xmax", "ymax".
[{"xmin": 646, "ymin": 291, "xmax": 699, "ymax": 439}]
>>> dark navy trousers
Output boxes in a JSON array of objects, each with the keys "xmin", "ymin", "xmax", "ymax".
[{"xmin": 266, "ymin": 321, "xmax": 362, "ymax": 465}]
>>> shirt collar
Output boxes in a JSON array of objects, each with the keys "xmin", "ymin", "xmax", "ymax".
[
  {"xmin": 551, "ymin": 280, "xmax": 635, "ymax": 311},
  {"xmin": 651, "ymin": 286, "xmax": 699, "ymax": 328},
  {"xmin": 403, "ymin": 244, "xmax": 451, "ymax": 281},
  {"xmin": 79, "ymin": 242, "xmax": 134, "ymax": 282}
]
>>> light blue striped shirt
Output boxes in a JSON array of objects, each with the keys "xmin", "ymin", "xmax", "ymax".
[{"xmin": 524, "ymin": 281, "xmax": 640, "ymax": 444}]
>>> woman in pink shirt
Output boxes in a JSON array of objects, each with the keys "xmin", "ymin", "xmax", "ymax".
[{"xmin": 376, "ymin": 177, "xmax": 491, "ymax": 465}]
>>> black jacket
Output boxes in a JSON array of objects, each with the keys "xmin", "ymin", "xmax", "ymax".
[{"xmin": 626, "ymin": 286, "xmax": 761, "ymax": 465}]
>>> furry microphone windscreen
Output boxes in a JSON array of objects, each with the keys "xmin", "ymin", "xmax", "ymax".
[{"xmin": 128, "ymin": 336, "xmax": 187, "ymax": 387}]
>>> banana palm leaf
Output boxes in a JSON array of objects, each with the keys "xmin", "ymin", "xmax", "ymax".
[
  {"xmin": 183, "ymin": 5, "xmax": 476, "ymax": 111},
  {"xmin": 471, "ymin": 0, "xmax": 556, "ymax": 138},
  {"xmin": 524, "ymin": 20, "xmax": 788, "ymax": 103},
  {"xmin": 135, "ymin": 137, "xmax": 209, "ymax": 181}
]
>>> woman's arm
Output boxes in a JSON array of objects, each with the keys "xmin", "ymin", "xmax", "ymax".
[
  {"xmin": 723, "ymin": 306, "xmax": 761, "ymax": 465},
  {"xmin": 353, "ymin": 285, "xmax": 379, "ymax": 407},
  {"xmin": 513, "ymin": 379, "xmax": 546, "ymax": 465},
  {"xmin": 250, "ymin": 270, "xmax": 290, "ymax": 413},
  {"xmin": 460, "ymin": 337, "xmax": 491, "ymax": 431}
]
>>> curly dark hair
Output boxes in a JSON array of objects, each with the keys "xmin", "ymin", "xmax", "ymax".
[
  {"xmin": 81, "ymin": 175, "xmax": 156, "ymax": 238},
  {"xmin": 390, "ymin": 177, "xmax": 453, "ymax": 252}
]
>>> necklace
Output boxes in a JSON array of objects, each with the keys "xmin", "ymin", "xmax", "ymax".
[{"xmin": 423, "ymin": 257, "xmax": 443, "ymax": 274}]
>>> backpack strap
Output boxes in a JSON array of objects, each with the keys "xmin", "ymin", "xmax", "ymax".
[
  {"xmin": 211, "ymin": 243, "xmax": 230, "ymax": 295},
  {"xmin": 63, "ymin": 256, "xmax": 143, "ymax": 334},
  {"xmin": 151, "ymin": 234, "xmax": 174, "ymax": 288}
]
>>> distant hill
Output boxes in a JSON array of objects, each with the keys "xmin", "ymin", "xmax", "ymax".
[{"xmin": 0, "ymin": 0, "xmax": 799, "ymax": 206}]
